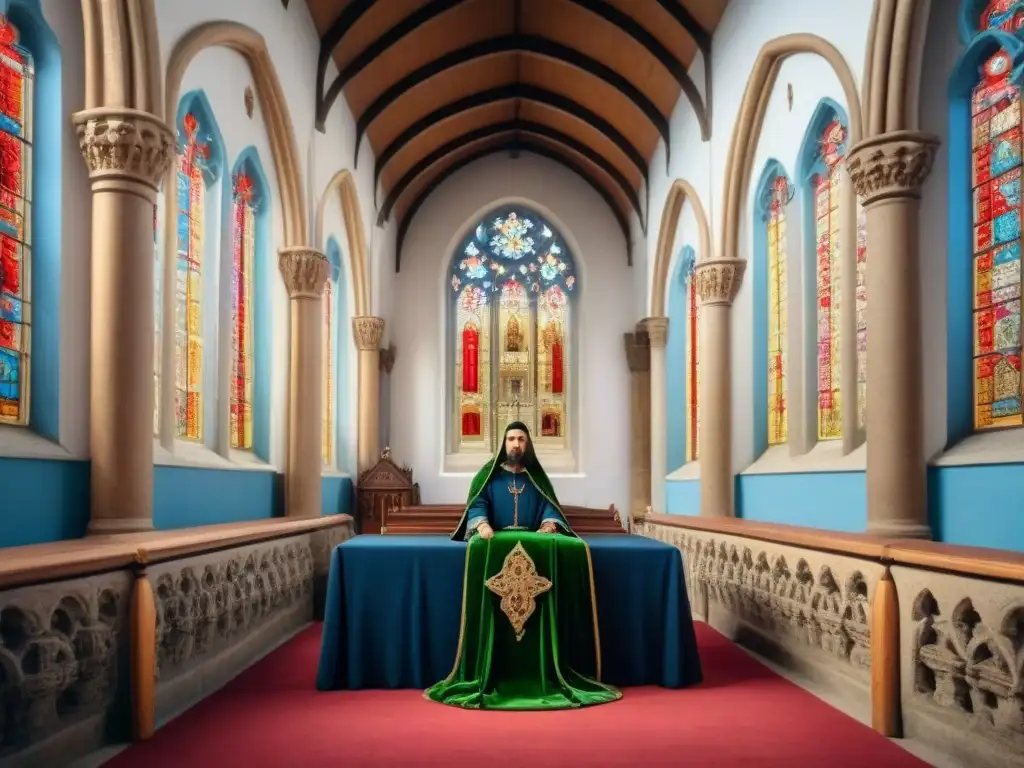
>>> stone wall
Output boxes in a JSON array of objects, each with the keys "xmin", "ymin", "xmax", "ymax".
[
  {"xmin": 0, "ymin": 522, "xmax": 351, "ymax": 767},
  {"xmin": 894, "ymin": 566, "xmax": 1024, "ymax": 768},
  {"xmin": 641, "ymin": 520, "xmax": 1024, "ymax": 768},
  {"xmin": 644, "ymin": 522, "xmax": 879, "ymax": 703}
]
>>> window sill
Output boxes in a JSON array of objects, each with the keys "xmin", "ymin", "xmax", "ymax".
[
  {"xmin": 0, "ymin": 426, "xmax": 82, "ymax": 461},
  {"xmin": 667, "ymin": 461, "xmax": 700, "ymax": 481},
  {"xmin": 930, "ymin": 430, "xmax": 1024, "ymax": 467},
  {"xmin": 321, "ymin": 469, "xmax": 351, "ymax": 479},
  {"xmin": 154, "ymin": 439, "xmax": 277, "ymax": 473},
  {"xmin": 741, "ymin": 442, "xmax": 866, "ymax": 476}
]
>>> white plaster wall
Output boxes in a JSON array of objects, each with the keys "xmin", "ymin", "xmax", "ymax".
[
  {"xmin": 918, "ymin": 0, "xmax": 958, "ymax": 460},
  {"xmin": 149, "ymin": 0, "xmax": 386, "ymax": 471},
  {"xmin": 643, "ymin": 0, "xmax": 874, "ymax": 475},
  {"xmin": 170, "ymin": 46, "xmax": 289, "ymax": 470},
  {"xmin": 390, "ymin": 153, "xmax": 633, "ymax": 512},
  {"xmin": 320, "ymin": 184, "xmax": 359, "ymax": 477},
  {"xmin": 48, "ymin": 0, "xmax": 89, "ymax": 458}
]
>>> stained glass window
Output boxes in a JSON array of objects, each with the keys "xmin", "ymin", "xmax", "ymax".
[
  {"xmin": 174, "ymin": 112, "xmax": 210, "ymax": 441},
  {"xmin": 967, "ymin": 4, "xmax": 1024, "ymax": 430},
  {"xmin": 766, "ymin": 174, "xmax": 792, "ymax": 446},
  {"xmin": 230, "ymin": 172, "xmax": 256, "ymax": 450},
  {"xmin": 813, "ymin": 118, "xmax": 847, "ymax": 440},
  {"xmin": 0, "ymin": 18, "xmax": 33, "ymax": 427},
  {"xmin": 449, "ymin": 209, "xmax": 577, "ymax": 452},
  {"xmin": 154, "ymin": 203, "xmax": 160, "ymax": 436},
  {"xmin": 683, "ymin": 249, "xmax": 699, "ymax": 461},
  {"xmin": 856, "ymin": 211, "xmax": 868, "ymax": 429},
  {"xmin": 322, "ymin": 261, "xmax": 336, "ymax": 467}
]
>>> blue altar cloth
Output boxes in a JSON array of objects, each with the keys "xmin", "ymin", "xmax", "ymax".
[{"xmin": 316, "ymin": 534, "xmax": 702, "ymax": 691}]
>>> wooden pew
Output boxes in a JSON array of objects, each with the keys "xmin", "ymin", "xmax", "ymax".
[{"xmin": 381, "ymin": 502, "xmax": 625, "ymax": 535}]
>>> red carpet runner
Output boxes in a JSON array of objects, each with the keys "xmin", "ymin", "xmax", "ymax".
[{"xmin": 105, "ymin": 623, "xmax": 929, "ymax": 767}]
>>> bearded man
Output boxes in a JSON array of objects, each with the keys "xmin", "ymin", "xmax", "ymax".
[
  {"xmin": 453, "ymin": 421, "xmax": 570, "ymax": 539},
  {"xmin": 427, "ymin": 422, "xmax": 622, "ymax": 711}
]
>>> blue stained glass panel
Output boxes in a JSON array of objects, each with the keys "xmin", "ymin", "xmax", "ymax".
[
  {"xmin": 0, "ymin": 292, "xmax": 21, "ymax": 322},
  {"xmin": 994, "ymin": 210, "xmax": 1021, "ymax": 245},
  {"xmin": 0, "ymin": 347, "xmax": 18, "ymax": 400}
]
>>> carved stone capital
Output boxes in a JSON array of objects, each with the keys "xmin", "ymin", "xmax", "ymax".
[
  {"xmin": 73, "ymin": 107, "xmax": 175, "ymax": 191},
  {"xmin": 637, "ymin": 317, "xmax": 669, "ymax": 348},
  {"xmin": 278, "ymin": 247, "xmax": 329, "ymax": 299},
  {"xmin": 352, "ymin": 316, "xmax": 385, "ymax": 352},
  {"xmin": 624, "ymin": 331, "xmax": 650, "ymax": 373},
  {"xmin": 695, "ymin": 258, "xmax": 746, "ymax": 307},
  {"xmin": 846, "ymin": 130, "xmax": 940, "ymax": 206}
]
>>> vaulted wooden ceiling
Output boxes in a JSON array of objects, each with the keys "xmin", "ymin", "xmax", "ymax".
[{"xmin": 306, "ymin": 0, "xmax": 729, "ymax": 269}]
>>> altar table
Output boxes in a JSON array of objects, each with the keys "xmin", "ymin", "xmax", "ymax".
[{"xmin": 316, "ymin": 534, "xmax": 702, "ymax": 691}]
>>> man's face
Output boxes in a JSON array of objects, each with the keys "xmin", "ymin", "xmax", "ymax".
[{"xmin": 504, "ymin": 429, "xmax": 528, "ymax": 463}]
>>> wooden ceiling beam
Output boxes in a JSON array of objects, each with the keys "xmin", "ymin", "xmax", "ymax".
[
  {"xmin": 372, "ymin": 83, "xmax": 648, "ymax": 193},
  {"xmin": 352, "ymin": 35, "xmax": 669, "ymax": 168},
  {"xmin": 314, "ymin": 0, "xmax": 376, "ymax": 132},
  {"xmin": 315, "ymin": 0, "xmax": 469, "ymax": 132},
  {"xmin": 566, "ymin": 0, "xmax": 708, "ymax": 144},
  {"xmin": 376, "ymin": 119, "xmax": 643, "ymax": 228},
  {"xmin": 655, "ymin": 0, "xmax": 711, "ymax": 53},
  {"xmin": 395, "ymin": 139, "xmax": 634, "ymax": 272}
]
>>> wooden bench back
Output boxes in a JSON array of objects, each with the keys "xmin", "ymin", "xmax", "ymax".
[{"xmin": 380, "ymin": 503, "xmax": 625, "ymax": 535}]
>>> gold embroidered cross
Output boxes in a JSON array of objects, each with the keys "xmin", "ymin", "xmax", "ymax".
[{"xmin": 485, "ymin": 541, "xmax": 552, "ymax": 641}]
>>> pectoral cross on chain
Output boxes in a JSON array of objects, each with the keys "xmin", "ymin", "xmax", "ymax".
[{"xmin": 508, "ymin": 473, "xmax": 525, "ymax": 527}]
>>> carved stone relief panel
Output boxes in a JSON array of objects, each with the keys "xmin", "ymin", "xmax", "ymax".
[
  {"xmin": 643, "ymin": 523, "xmax": 882, "ymax": 681},
  {"xmin": 310, "ymin": 523, "xmax": 354, "ymax": 576},
  {"xmin": 891, "ymin": 566, "xmax": 1024, "ymax": 768},
  {"xmin": 0, "ymin": 571, "xmax": 131, "ymax": 765},
  {"xmin": 148, "ymin": 536, "xmax": 315, "ymax": 684}
]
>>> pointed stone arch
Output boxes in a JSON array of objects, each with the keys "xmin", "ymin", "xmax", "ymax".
[
  {"xmin": 315, "ymin": 169, "xmax": 370, "ymax": 316},
  {"xmin": 719, "ymin": 33, "xmax": 863, "ymax": 264},
  {"xmin": 650, "ymin": 178, "xmax": 712, "ymax": 318},
  {"xmin": 164, "ymin": 21, "xmax": 306, "ymax": 248}
]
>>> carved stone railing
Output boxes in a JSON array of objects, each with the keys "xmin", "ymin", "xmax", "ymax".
[
  {"xmin": 636, "ymin": 513, "xmax": 1024, "ymax": 768},
  {"xmin": 0, "ymin": 516, "xmax": 353, "ymax": 768}
]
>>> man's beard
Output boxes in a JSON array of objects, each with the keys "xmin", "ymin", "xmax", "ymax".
[{"xmin": 506, "ymin": 448, "xmax": 524, "ymax": 465}]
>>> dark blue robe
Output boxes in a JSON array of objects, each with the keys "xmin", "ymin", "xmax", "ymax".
[{"xmin": 464, "ymin": 468, "xmax": 569, "ymax": 539}]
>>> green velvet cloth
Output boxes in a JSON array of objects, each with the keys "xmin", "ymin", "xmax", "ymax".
[{"xmin": 425, "ymin": 531, "xmax": 622, "ymax": 710}]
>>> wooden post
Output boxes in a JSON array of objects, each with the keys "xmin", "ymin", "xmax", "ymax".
[
  {"xmin": 131, "ymin": 552, "xmax": 157, "ymax": 740},
  {"xmin": 871, "ymin": 566, "xmax": 902, "ymax": 737}
]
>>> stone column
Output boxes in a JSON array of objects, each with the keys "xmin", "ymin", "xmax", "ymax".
[
  {"xmin": 624, "ymin": 330, "xmax": 651, "ymax": 519},
  {"xmin": 639, "ymin": 318, "xmax": 669, "ymax": 513},
  {"xmin": 279, "ymin": 247, "xmax": 330, "ymax": 518},
  {"xmin": 353, "ymin": 316, "xmax": 385, "ymax": 471},
  {"xmin": 75, "ymin": 109, "xmax": 174, "ymax": 534},
  {"xmin": 847, "ymin": 131, "xmax": 939, "ymax": 539},
  {"xmin": 694, "ymin": 258, "xmax": 746, "ymax": 517}
]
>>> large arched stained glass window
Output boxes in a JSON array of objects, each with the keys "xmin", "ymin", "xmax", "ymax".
[
  {"xmin": 0, "ymin": 18, "xmax": 33, "ymax": 427},
  {"xmin": 970, "ymin": 5, "xmax": 1024, "ymax": 430},
  {"xmin": 230, "ymin": 171, "xmax": 257, "ymax": 450},
  {"xmin": 764, "ymin": 174, "xmax": 793, "ymax": 445},
  {"xmin": 175, "ymin": 112, "xmax": 212, "ymax": 441},
  {"xmin": 449, "ymin": 208, "xmax": 578, "ymax": 454}
]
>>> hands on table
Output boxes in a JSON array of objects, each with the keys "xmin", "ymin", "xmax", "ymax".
[{"xmin": 477, "ymin": 522, "xmax": 557, "ymax": 539}]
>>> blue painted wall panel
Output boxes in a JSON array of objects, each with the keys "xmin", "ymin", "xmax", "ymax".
[
  {"xmin": 0, "ymin": 458, "xmax": 89, "ymax": 547},
  {"xmin": 735, "ymin": 472, "xmax": 867, "ymax": 532}
]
